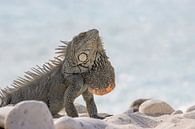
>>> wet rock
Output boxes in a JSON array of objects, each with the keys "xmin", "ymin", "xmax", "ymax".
[
  {"xmin": 130, "ymin": 99, "xmax": 149, "ymax": 112},
  {"xmin": 186, "ymin": 105, "xmax": 195, "ymax": 113},
  {"xmin": 0, "ymin": 105, "xmax": 14, "ymax": 128},
  {"xmin": 54, "ymin": 116, "xmax": 107, "ymax": 129},
  {"xmin": 79, "ymin": 112, "xmax": 112, "ymax": 119},
  {"xmin": 98, "ymin": 113, "xmax": 113, "ymax": 118},
  {"xmin": 172, "ymin": 110, "xmax": 183, "ymax": 115},
  {"xmin": 139, "ymin": 99, "xmax": 174, "ymax": 116},
  {"xmin": 5, "ymin": 100, "xmax": 54, "ymax": 129}
]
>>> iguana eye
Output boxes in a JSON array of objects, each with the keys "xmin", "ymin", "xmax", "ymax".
[{"xmin": 78, "ymin": 53, "xmax": 88, "ymax": 62}]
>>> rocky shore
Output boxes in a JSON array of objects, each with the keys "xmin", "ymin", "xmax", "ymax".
[{"xmin": 0, "ymin": 99, "xmax": 195, "ymax": 129}]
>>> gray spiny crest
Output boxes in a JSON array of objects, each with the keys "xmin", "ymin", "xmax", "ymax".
[{"xmin": 0, "ymin": 29, "xmax": 115, "ymax": 119}]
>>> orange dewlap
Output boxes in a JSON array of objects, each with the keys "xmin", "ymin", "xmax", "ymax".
[{"xmin": 88, "ymin": 82, "xmax": 115, "ymax": 96}]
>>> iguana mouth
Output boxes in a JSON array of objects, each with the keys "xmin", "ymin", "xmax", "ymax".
[{"xmin": 88, "ymin": 81, "xmax": 115, "ymax": 96}]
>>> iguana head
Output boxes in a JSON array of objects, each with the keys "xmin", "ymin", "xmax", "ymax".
[
  {"xmin": 62, "ymin": 29, "xmax": 103, "ymax": 75},
  {"xmin": 61, "ymin": 29, "xmax": 115, "ymax": 95}
]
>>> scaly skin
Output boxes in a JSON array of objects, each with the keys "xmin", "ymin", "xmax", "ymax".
[{"xmin": 0, "ymin": 29, "xmax": 115, "ymax": 119}]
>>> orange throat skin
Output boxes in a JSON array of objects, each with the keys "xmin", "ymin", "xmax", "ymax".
[{"xmin": 88, "ymin": 82, "xmax": 115, "ymax": 96}]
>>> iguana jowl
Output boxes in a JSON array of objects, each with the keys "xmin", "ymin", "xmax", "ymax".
[{"xmin": 0, "ymin": 29, "xmax": 115, "ymax": 118}]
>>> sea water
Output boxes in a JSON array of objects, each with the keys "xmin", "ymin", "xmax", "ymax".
[{"xmin": 0, "ymin": 0, "xmax": 195, "ymax": 114}]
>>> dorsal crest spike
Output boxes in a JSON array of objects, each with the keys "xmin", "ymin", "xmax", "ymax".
[
  {"xmin": 60, "ymin": 40, "xmax": 69, "ymax": 45},
  {"xmin": 0, "ymin": 52, "xmax": 64, "ymax": 104},
  {"xmin": 55, "ymin": 41, "xmax": 68, "ymax": 59}
]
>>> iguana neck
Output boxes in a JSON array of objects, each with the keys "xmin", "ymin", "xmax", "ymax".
[{"xmin": 82, "ymin": 50, "xmax": 115, "ymax": 96}]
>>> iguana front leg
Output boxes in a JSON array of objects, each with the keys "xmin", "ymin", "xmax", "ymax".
[
  {"xmin": 64, "ymin": 75, "xmax": 83, "ymax": 117},
  {"xmin": 82, "ymin": 89, "xmax": 105, "ymax": 119}
]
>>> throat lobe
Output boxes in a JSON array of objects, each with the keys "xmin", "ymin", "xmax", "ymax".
[{"xmin": 83, "ymin": 53, "xmax": 115, "ymax": 96}]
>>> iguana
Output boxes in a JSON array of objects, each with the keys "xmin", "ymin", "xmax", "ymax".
[{"xmin": 0, "ymin": 29, "xmax": 115, "ymax": 119}]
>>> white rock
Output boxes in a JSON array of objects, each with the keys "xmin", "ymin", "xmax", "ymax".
[
  {"xmin": 58, "ymin": 103, "xmax": 87, "ymax": 116},
  {"xmin": 54, "ymin": 117, "xmax": 80, "ymax": 129},
  {"xmin": 129, "ymin": 112, "xmax": 158, "ymax": 128},
  {"xmin": 78, "ymin": 113, "xmax": 89, "ymax": 117},
  {"xmin": 5, "ymin": 100, "xmax": 55, "ymax": 129},
  {"xmin": 139, "ymin": 100, "xmax": 174, "ymax": 116},
  {"xmin": 54, "ymin": 116, "xmax": 108, "ymax": 129},
  {"xmin": 104, "ymin": 113, "xmax": 132, "ymax": 125},
  {"xmin": 105, "ymin": 124, "xmax": 143, "ymax": 129},
  {"xmin": 0, "ymin": 105, "xmax": 14, "ymax": 128},
  {"xmin": 155, "ymin": 115, "xmax": 195, "ymax": 129},
  {"xmin": 186, "ymin": 105, "xmax": 195, "ymax": 113},
  {"xmin": 183, "ymin": 111, "xmax": 195, "ymax": 119},
  {"xmin": 105, "ymin": 112, "xmax": 157, "ymax": 128},
  {"xmin": 75, "ymin": 103, "xmax": 87, "ymax": 114}
]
